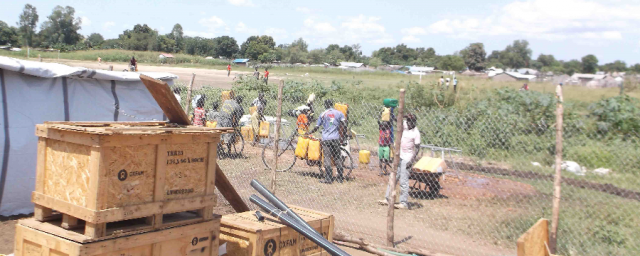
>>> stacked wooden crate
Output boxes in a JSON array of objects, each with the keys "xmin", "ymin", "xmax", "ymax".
[
  {"xmin": 14, "ymin": 121, "xmax": 225, "ymax": 256},
  {"xmin": 219, "ymin": 205, "xmax": 335, "ymax": 256}
]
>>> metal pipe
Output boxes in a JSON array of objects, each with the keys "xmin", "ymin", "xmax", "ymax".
[
  {"xmin": 255, "ymin": 211, "xmax": 265, "ymax": 221},
  {"xmin": 250, "ymin": 179, "xmax": 317, "ymax": 234},
  {"xmin": 249, "ymin": 195, "xmax": 350, "ymax": 256}
]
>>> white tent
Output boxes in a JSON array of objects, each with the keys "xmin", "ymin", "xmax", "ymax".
[{"xmin": 0, "ymin": 56, "xmax": 178, "ymax": 216}]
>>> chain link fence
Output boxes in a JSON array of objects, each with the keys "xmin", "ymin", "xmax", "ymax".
[{"xmin": 130, "ymin": 74, "xmax": 639, "ymax": 256}]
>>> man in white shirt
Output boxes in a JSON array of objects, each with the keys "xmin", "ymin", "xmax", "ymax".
[{"xmin": 381, "ymin": 113, "xmax": 420, "ymax": 209}]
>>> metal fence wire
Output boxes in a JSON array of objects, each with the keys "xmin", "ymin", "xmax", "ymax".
[{"xmin": 127, "ymin": 76, "xmax": 639, "ymax": 256}]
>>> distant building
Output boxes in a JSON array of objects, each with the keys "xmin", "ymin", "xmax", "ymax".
[
  {"xmin": 487, "ymin": 66, "xmax": 504, "ymax": 77},
  {"xmin": 491, "ymin": 72, "xmax": 536, "ymax": 82},
  {"xmin": 233, "ymin": 58, "xmax": 250, "ymax": 66},
  {"xmin": 570, "ymin": 73, "xmax": 606, "ymax": 83},
  {"xmin": 159, "ymin": 53, "xmax": 174, "ymax": 59},
  {"xmin": 408, "ymin": 66, "xmax": 434, "ymax": 75},
  {"xmin": 339, "ymin": 62, "xmax": 365, "ymax": 68},
  {"xmin": 517, "ymin": 68, "xmax": 539, "ymax": 76}
]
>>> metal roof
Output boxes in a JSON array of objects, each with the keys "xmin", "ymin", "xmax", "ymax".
[{"xmin": 233, "ymin": 59, "xmax": 250, "ymax": 63}]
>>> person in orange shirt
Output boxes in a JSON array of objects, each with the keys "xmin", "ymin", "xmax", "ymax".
[
  {"xmin": 264, "ymin": 68, "xmax": 269, "ymax": 84},
  {"xmin": 296, "ymin": 108, "xmax": 311, "ymax": 135},
  {"xmin": 227, "ymin": 64, "xmax": 231, "ymax": 77}
]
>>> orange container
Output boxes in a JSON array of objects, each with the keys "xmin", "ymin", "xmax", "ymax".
[
  {"xmin": 259, "ymin": 122, "xmax": 270, "ymax": 137},
  {"xmin": 334, "ymin": 103, "xmax": 348, "ymax": 117}
]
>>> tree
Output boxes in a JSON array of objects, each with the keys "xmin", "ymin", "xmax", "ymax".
[
  {"xmin": 326, "ymin": 44, "xmax": 340, "ymax": 53},
  {"xmin": 563, "ymin": 60, "xmax": 582, "ymax": 76},
  {"xmin": 537, "ymin": 54, "xmax": 558, "ymax": 67},
  {"xmin": 169, "ymin": 24, "xmax": 184, "ymax": 51},
  {"xmin": 119, "ymin": 24, "xmax": 158, "ymax": 51},
  {"xmin": 600, "ymin": 60, "xmax": 627, "ymax": 73},
  {"xmin": 581, "ymin": 54, "xmax": 599, "ymax": 74},
  {"xmin": 0, "ymin": 21, "xmax": 21, "ymax": 46},
  {"xmin": 500, "ymin": 40, "xmax": 532, "ymax": 68},
  {"xmin": 85, "ymin": 33, "xmax": 104, "ymax": 48},
  {"xmin": 155, "ymin": 35, "xmax": 176, "ymax": 53},
  {"xmin": 460, "ymin": 42, "xmax": 486, "ymax": 71},
  {"xmin": 240, "ymin": 35, "xmax": 275, "ymax": 60},
  {"xmin": 18, "ymin": 4, "xmax": 38, "ymax": 47},
  {"xmin": 183, "ymin": 36, "xmax": 216, "ymax": 56},
  {"xmin": 369, "ymin": 57, "xmax": 382, "ymax": 68},
  {"xmin": 631, "ymin": 64, "xmax": 640, "ymax": 74},
  {"xmin": 290, "ymin": 38, "xmax": 308, "ymax": 52},
  {"xmin": 438, "ymin": 55, "xmax": 465, "ymax": 71},
  {"xmin": 213, "ymin": 36, "xmax": 238, "ymax": 58},
  {"xmin": 39, "ymin": 6, "xmax": 83, "ymax": 47},
  {"xmin": 326, "ymin": 49, "xmax": 344, "ymax": 66},
  {"xmin": 308, "ymin": 49, "xmax": 325, "ymax": 64}
]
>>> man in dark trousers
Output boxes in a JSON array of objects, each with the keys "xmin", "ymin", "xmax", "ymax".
[
  {"xmin": 264, "ymin": 68, "xmax": 269, "ymax": 84},
  {"xmin": 227, "ymin": 64, "xmax": 231, "ymax": 77},
  {"xmin": 310, "ymin": 99, "xmax": 346, "ymax": 184}
]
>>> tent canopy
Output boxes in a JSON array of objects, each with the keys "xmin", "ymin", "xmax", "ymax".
[{"xmin": 0, "ymin": 56, "xmax": 178, "ymax": 216}]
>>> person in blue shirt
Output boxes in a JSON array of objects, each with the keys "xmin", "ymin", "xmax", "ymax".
[{"xmin": 309, "ymin": 99, "xmax": 346, "ymax": 184}]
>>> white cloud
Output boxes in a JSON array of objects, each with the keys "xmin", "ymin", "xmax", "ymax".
[
  {"xmin": 235, "ymin": 22, "xmax": 258, "ymax": 34},
  {"xmin": 304, "ymin": 18, "xmax": 336, "ymax": 33},
  {"xmin": 228, "ymin": 0, "xmax": 255, "ymax": 7},
  {"xmin": 102, "ymin": 21, "xmax": 116, "ymax": 30},
  {"xmin": 340, "ymin": 15, "xmax": 394, "ymax": 44},
  {"xmin": 402, "ymin": 35, "xmax": 421, "ymax": 43},
  {"xmin": 296, "ymin": 15, "xmax": 394, "ymax": 46},
  {"xmin": 265, "ymin": 27, "xmax": 288, "ymax": 41},
  {"xmin": 80, "ymin": 16, "xmax": 91, "ymax": 27},
  {"xmin": 424, "ymin": 0, "xmax": 636, "ymax": 41},
  {"xmin": 401, "ymin": 27, "xmax": 426, "ymax": 36},
  {"xmin": 199, "ymin": 16, "xmax": 229, "ymax": 35},
  {"xmin": 184, "ymin": 30, "xmax": 215, "ymax": 38},
  {"xmin": 296, "ymin": 7, "xmax": 311, "ymax": 14}
]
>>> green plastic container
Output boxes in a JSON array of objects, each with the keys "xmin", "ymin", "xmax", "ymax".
[{"xmin": 383, "ymin": 98, "xmax": 398, "ymax": 107}]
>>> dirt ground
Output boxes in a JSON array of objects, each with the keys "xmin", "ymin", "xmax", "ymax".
[{"xmin": 47, "ymin": 59, "xmax": 282, "ymax": 90}]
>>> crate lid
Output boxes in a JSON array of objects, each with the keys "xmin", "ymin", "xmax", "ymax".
[
  {"xmin": 40, "ymin": 121, "xmax": 232, "ymax": 135},
  {"xmin": 221, "ymin": 206, "xmax": 330, "ymax": 232}
]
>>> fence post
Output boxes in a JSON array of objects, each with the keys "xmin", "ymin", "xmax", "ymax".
[
  {"xmin": 271, "ymin": 80, "xmax": 284, "ymax": 193},
  {"xmin": 185, "ymin": 73, "xmax": 196, "ymax": 115},
  {"xmin": 549, "ymin": 84, "xmax": 564, "ymax": 254},
  {"xmin": 387, "ymin": 88, "xmax": 405, "ymax": 247},
  {"xmin": 108, "ymin": 65, "xmax": 113, "ymax": 71},
  {"xmin": 38, "ymin": 54, "xmax": 41, "ymax": 62}
]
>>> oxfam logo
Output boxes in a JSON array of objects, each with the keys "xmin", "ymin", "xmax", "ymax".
[{"xmin": 117, "ymin": 169, "xmax": 128, "ymax": 181}]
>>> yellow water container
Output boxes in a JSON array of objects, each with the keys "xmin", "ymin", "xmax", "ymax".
[
  {"xmin": 250, "ymin": 106, "xmax": 257, "ymax": 115},
  {"xmin": 308, "ymin": 139, "xmax": 321, "ymax": 161},
  {"xmin": 359, "ymin": 150, "xmax": 371, "ymax": 164},
  {"xmin": 412, "ymin": 156, "xmax": 447, "ymax": 173},
  {"xmin": 295, "ymin": 137, "xmax": 310, "ymax": 158},
  {"xmin": 221, "ymin": 90, "xmax": 234, "ymax": 102},
  {"xmin": 259, "ymin": 122, "xmax": 270, "ymax": 137},
  {"xmin": 206, "ymin": 121, "xmax": 217, "ymax": 128},
  {"xmin": 381, "ymin": 107, "xmax": 391, "ymax": 122},
  {"xmin": 334, "ymin": 103, "xmax": 348, "ymax": 117},
  {"xmin": 241, "ymin": 126, "xmax": 254, "ymax": 142}
]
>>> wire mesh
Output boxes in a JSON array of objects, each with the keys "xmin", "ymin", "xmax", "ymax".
[{"xmin": 122, "ymin": 76, "xmax": 639, "ymax": 256}]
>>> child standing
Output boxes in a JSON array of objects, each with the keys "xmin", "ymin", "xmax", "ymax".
[{"xmin": 378, "ymin": 121, "xmax": 392, "ymax": 175}]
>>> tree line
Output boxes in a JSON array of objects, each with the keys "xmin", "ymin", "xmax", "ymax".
[{"xmin": 1, "ymin": 4, "xmax": 639, "ymax": 74}]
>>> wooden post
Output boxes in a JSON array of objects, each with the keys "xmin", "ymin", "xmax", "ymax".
[
  {"xmin": 549, "ymin": 84, "xmax": 564, "ymax": 254},
  {"xmin": 58, "ymin": 50, "xmax": 60, "ymax": 59},
  {"xmin": 387, "ymin": 89, "xmax": 405, "ymax": 247},
  {"xmin": 38, "ymin": 54, "xmax": 42, "ymax": 62},
  {"xmin": 185, "ymin": 73, "xmax": 196, "ymax": 115},
  {"xmin": 271, "ymin": 80, "xmax": 284, "ymax": 193},
  {"xmin": 108, "ymin": 65, "xmax": 113, "ymax": 71}
]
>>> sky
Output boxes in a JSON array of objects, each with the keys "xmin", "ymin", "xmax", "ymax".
[{"xmin": 2, "ymin": 0, "xmax": 640, "ymax": 64}]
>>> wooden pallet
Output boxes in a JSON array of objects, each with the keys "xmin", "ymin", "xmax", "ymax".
[
  {"xmin": 31, "ymin": 194, "xmax": 216, "ymax": 243},
  {"xmin": 219, "ymin": 205, "xmax": 334, "ymax": 256},
  {"xmin": 15, "ymin": 215, "xmax": 221, "ymax": 256},
  {"xmin": 33, "ymin": 121, "xmax": 227, "ymax": 241}
]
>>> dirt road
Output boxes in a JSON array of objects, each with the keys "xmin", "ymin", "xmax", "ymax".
[{"xmin": 45, "ymin": 59, "xmax": 280, "ymax": 90}]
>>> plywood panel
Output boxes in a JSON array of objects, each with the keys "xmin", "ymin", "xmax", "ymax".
[
  {"xmin": 104, "ymin": 144, "xmax": 157, "ymax": 209},
  {"xmin": 44, "ymin": 140, "xmax": 92, "ymax": 208},
  {"xmin": 164, "ymin": 143, "xmax": 208, "ymax": 200}
]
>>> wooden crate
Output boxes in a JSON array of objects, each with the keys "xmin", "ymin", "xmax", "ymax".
[
  {"xmin": 219, "ymin": 205, "xmax": 334, "ymax": 256},
  {"xmin": 15, "ymin": 215, "xmax": 221, "ymax": 256},
  {"xmin": 32, "ymin": 121, "xmax": 225, "ymax": 241}
]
